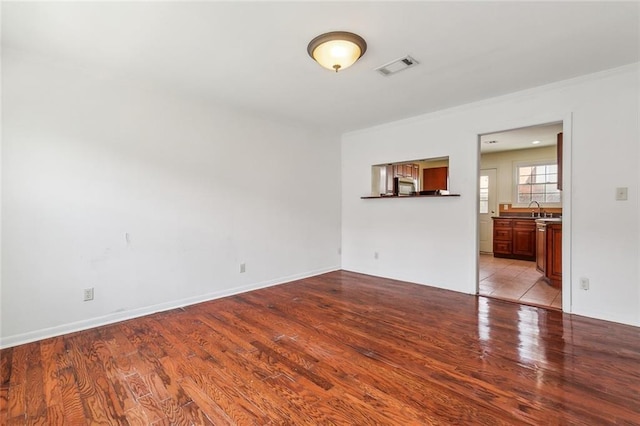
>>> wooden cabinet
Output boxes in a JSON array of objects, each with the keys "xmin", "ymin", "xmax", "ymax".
[
  {"xmin": 546, "ymin": 223, "xmax": 562, "ymax": 287},
  {"xmin": 423, "ymin": 167, "xmax": 448, "ymax": 191},
  {"xmin": 492, "ymin": 218, "xmax": 536, "ymax": 261},
  {"xmin": 536, "ymin": 221, "xmax": 562, "ymax": 288},
  {"xmin": 393, "ymin": 163, "xmax": 419, "ymax": 180},
  {"xmin": 512, "ymin": 220, "xmax": 536, "ymax": 258},
  {"xmin": 492, "ymin": 219, "xmax": 513, "ymax": 257}
]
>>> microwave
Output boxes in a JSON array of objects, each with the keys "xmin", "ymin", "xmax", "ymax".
[{"xmin": 393, "ymin": 177, "xmax": 415, "ymax": 195}]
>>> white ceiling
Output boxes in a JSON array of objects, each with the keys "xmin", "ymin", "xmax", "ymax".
[
  {"xmin": 480, "ymin": 122, "xmax": 563, "ymax": 153},
  {"xmin": 3, "ymin": 1, "xmax": 639, "ymax": 133}
]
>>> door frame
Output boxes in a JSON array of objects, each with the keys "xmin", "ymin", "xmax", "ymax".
[{"xmin": 475, "ymin": 114, "xmax": 572, "ymax": 313}]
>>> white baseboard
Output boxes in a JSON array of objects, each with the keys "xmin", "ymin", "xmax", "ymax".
[{"xmin": 0, "ymin": 266, "xmax": 340, "ymax": 349}]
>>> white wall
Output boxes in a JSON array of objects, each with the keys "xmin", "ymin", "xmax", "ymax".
[
  {"xmin": 481, "ymin": 146, "xmax": 557, "ymax": 206},
  {"xmin": 342, "ymin": 63, "xmax": 639, "ymax": 327},
  {"xmin": 1, "ymin": 49, "xmax": 342, "ymax": 347}
]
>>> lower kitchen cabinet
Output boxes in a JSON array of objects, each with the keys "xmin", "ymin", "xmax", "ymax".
[
  {"xmin": 492, "ymin": 218, "xmax": 536, "ymax": 261},
  {"xmin": 536, "ymin": 221, "xmax": 562, "ymax": 288},
  {"xmin": 492, "ymin": 219, "xmax": 513, "ymax": 257},
  {"xmin": 546, "ymin": 223, "xmax": 562, "ymax": 287},
  {"xmin": 512, "ymin": 220, "xmax": 536, "ymax": 258}
]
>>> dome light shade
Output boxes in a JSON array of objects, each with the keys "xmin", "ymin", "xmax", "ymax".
[{"xmin": 307, "ymin": 31, "xmax": 367, "ymax": 72}]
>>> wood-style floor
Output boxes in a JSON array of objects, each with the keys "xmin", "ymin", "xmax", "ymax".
[
  {"xmin": 479, "ymin": 254, "xmax": 562, "ymax": 310},
  {"xmin": 2, "ymin": 270, "xmax": 639, "ymax": 425}
]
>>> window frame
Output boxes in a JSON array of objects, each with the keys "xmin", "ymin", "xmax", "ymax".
[{"xmin": 512, "ymin": 159, "xmax": 562, "ymax": 208}]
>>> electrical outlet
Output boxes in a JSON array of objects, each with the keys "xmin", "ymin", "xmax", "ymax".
[
  {"xmin": 374, "ymin": 252, "xmax": 379, "ymax": 260},
  {"xmin": 240, "ymin": 263, "xmax": 246, "ymax": 273},
  {"xmin": 83, "ymin": 287, "xmax": 94, "ymax": 301},
  {"xmin": 580, "ymin": 277, "xmax": 589, "ymax": 290}
]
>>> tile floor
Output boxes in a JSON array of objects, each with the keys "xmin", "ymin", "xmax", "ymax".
[{"xmin": 479, "ymin": 253, "xmax": 562, "ymax": 310}]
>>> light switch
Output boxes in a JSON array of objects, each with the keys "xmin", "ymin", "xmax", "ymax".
[{"xmin": 615, "ymin": 187, "xmax": 628, "ymax": 201}]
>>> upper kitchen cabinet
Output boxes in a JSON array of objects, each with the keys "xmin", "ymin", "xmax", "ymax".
[{"xmin": 392, "ymin": 163, "xmax": 419, "ymax": 180}]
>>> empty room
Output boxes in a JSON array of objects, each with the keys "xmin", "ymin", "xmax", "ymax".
[{"xmin": 2, "ymin": 1, "xmax": 639, "ymax": 424}]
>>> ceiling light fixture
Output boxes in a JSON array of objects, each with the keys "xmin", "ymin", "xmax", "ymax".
[
  {"xmin": 532, "ymin": 140, "xmax": 541, "ymax": 145},
  {"xmin": 307, "ymin": 31, "xmax": 367, "ymax": 72}
]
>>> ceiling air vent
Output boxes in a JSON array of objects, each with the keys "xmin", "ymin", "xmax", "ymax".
[{"xmin": 375, "ymin": 55, "xmax": 419, "ymax": 76}]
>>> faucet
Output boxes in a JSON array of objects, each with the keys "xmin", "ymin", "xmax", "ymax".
[{"xmin": 527, "ymin": 201, "xmax": 541, "ymax": 217}]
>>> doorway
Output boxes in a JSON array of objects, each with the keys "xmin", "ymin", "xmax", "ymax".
[{"xmin": 477, "ymin": 122, "xmax": 566, "ymax": 311}]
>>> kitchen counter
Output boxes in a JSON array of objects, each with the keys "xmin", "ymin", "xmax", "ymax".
[
  {"xmin": 535, "ymin": 218, "xmax": 562, "ymax": 223},
  {"xmin": 493, "ymin": 215, "xmax": 561, "ymax": 220},
  {"xmin": 493, "ymin": 216, "xmax": 537, "ymax": 220}
]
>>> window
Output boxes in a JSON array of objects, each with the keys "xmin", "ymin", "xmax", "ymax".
[
  {"xmin": 516, "ymin": 162, "xmax": 561, "ymax": 204},
  {"xmin": 479, "ymin": 175, "xmax": 489, "ymax": 214}
]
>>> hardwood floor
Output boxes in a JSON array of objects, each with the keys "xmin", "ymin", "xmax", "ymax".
[
  {"xmin": 2, "ymin": 270, "xmax": 639, "ymax": 424},
  {"xmin": 479, "ymin": 254, "xmax": 562, "ymax": 310}
]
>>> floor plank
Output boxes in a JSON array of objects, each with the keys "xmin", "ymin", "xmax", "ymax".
[{"xmin": 1, "ymin": 270, "xmax": 639, "ymax": 424}]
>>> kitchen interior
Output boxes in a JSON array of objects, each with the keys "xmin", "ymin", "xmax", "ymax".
[
  {"xmin": 478, "ymin": 122, "xmax": 563, "ymax": 310},
  {"xmin": 368, "ymin": 157, "xmax": 452, "ymax": 198},
  {"xmin": 365, "ymin": 123, "xmax": 563, "ymax": 311}
]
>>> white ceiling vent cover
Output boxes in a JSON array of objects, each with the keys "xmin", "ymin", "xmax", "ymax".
[{"xmin": 375, "ymin": 55, "xmax": 419, "ymax": 76}]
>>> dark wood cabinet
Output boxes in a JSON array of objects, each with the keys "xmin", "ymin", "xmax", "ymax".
[
  {"xmin": 536, "ymin": 221, "xmax": 562, "ymax": 288},
  {"xmin": 492, "ymin": 218, "xmax": 536, "ymax": 261},
  {"xmin": 512, "ymin": 220, "xmax": 536, "ymax": 258},
  {"xmin": 423, "ymin": 167, "xmax": 448, "ymax": 191},
  {"xmin": 546, "ymin": 223, "xmax": 562, "ymax": 287},
  {"xmin": 492, "ymin": 219, "xmax": 512, "ymax": 256},
  {"xmin": 393, "ymin": 163, "xmax": 419, "ymax": 180}
]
